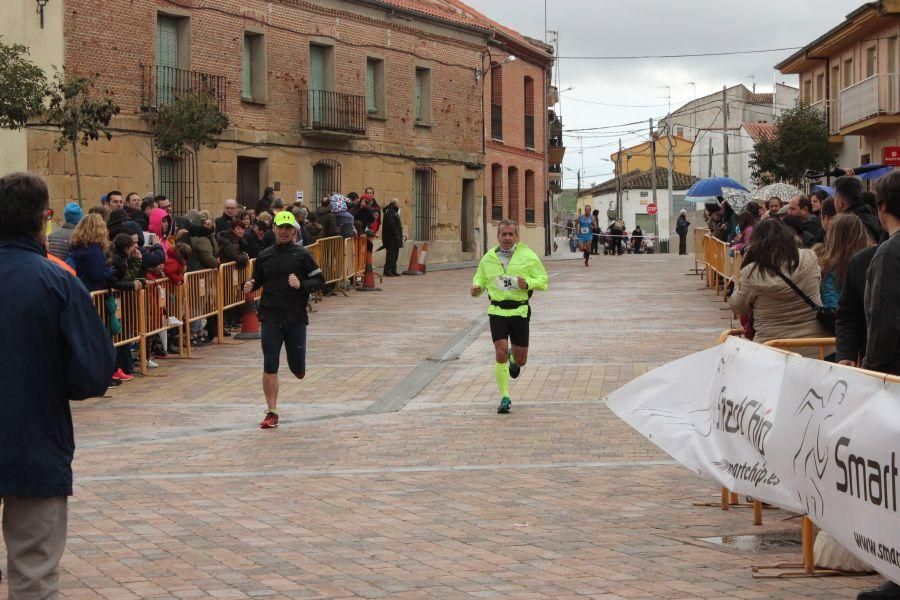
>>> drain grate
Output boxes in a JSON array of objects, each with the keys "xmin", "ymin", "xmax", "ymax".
[{"xmin": 699, "ymin": 530, "xmax": 802, "ymax": 553}]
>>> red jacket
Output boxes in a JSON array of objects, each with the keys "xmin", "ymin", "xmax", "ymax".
[{"xmin": 163, "ymin": 245, "xmax": 187, "ymax": 285}]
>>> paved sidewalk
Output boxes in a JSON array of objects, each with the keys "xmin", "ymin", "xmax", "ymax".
[{"xmin": 1, "ymin": 254, "xmax": 878, "ymax": 599}]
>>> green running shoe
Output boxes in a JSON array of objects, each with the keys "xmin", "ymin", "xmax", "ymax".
[
  {"xmin": 497, "ymin": 397, "xmax": 511, "ymax": 414},
  {"xmin": 508, "ymin": 355, "xmax": 520, "ymax": 379}
]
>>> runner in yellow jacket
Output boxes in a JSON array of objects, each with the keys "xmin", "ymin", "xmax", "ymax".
[{"xmin": 471, "ymin": 219, "xmax": 549, "ymax": 413}]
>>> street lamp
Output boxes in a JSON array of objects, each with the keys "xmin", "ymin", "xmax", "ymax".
[
  {"xmin": 474, "ymin": 55, "xmax": 516, "ymax": 82},
  {"xmin": 36, "ymin": 0, "xmax": 50, "ymax": 29}
]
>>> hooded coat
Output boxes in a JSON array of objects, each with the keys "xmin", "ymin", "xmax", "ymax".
[
  {"xmin": 381, "ymin": 204, "xmax": 403, "ymax": 249},
  {"xmin": 728, "ymin": 248, "xmax": 831, "ymax": 357},
  {"xmin": 315, "ymin": 204, "xmax": 338, "ymax": 237},
  {"xmin": 846, "ymin": 202, "xmax": 883, "ymax": 243}
]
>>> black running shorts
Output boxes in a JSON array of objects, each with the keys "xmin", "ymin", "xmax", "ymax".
[
  {"xmin": 261, "ymin": 320, "xmax": 307, "ymax": 376},
  {"xmin": 489, "ymin": 314, "xmax": 530, "ymax": 348}
]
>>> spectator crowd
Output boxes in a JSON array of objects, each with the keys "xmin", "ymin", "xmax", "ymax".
[
  {"xmin": 711, "ymin": 170, "xmax": 900, "ymax": 599},
  {"xmin": 45, "ymin": 186, "xmax": 405, "ymax": 386}
]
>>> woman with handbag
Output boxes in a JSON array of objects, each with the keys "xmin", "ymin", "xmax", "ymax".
[{"xmin": 727, "ymin": 218, "xmax": 831, "ymax": 358}]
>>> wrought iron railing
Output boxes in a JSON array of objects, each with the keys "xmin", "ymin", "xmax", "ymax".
[
  {"xmin": 491, "ymin": 103, "xmax": 503, "ymax": 139},
  {"xmin": 300, "ymin": 90, "xmax": 367, "ymax": 135},
  {"xmin": 141, "ymin": 64, "xmax": 227, "ymax": 113}
]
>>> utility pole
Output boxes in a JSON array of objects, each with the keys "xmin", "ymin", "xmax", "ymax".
[
  {"xmin": 708, "ymin": 139, "xmax": 714, "ymax": 177},
  {"xmin": 649, "ymin": 118, "xmax": 658, "ymax": 210},
  {"xmin": 722, "ymin": 85, "xmax": 729, "ymax": 178},
  {"xmin": 615, "ymin": 138, "xmax": 622, "ymax": 218},
  {"xmin": 576, "ymin": 169, "xmax": 581, "ymax": 197},
  {"xmin": 666, "ymin": 123, "xmax": 674, "ymax": 251}
]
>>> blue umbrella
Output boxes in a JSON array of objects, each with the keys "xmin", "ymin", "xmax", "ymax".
[
  {"xmin": 813, "ymin": 184, "xmax": 834, "ymax": 195},
  {"xmin": 685, "ymin": 177, "xmax": 750, "ymax": 198},
  {"xmin": 856, "ymin": 163, "xmax": 894, "ymax": 181}
]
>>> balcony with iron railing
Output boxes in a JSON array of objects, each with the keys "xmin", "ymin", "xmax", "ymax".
[
  {"xmin": 300, "ymin": 90, "xmax": 367, "ymax": 137},
  {"xmin": 838, "ymin": 74, "xmax": 900, "ymax": 134},
  {"xmin": 140, "ymin": 64, "xmax": 228, "ymax": 113}
]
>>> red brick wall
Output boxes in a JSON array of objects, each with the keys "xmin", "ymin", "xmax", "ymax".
[
  {"xmin": 63, "ymin": 0, "xmax": 484, "ymax": 157},
  {"xmin": 484, "ymin": 47, "xmax": 548, "ymax": 229}
]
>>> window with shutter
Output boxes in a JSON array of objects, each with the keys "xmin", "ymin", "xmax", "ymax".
[
  {"xmin": 414, "ymin": 70, "xmax": 423, "ymax": 120},
  {"xmin": 366, "ymin": 60, "xmax": 377, "ymax": 113},
  {"xmin": 242, "ymin": 35, "xmax": 252, "ymax": 99}
]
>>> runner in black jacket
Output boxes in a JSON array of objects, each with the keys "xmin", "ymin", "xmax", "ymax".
[{"xmin": 244, "ymin": 211, "xmax": 325, "ymax": 428}]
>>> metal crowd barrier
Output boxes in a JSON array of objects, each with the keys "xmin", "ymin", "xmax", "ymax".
[
  {"xmin": 712, "ymin": 333, "xmax": 856, "ymax": 578},
  {"xmin": 88, "ymin": 236, "xmax": 367, "ymax": 370},
  {"xmin": 699, "ymin": 234, "xmax": 743, "ymax": 295}
]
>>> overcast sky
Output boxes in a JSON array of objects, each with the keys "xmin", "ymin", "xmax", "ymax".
[{"xmin": 463, "ymin": 0, "xmax": 862, "ymax": 189}]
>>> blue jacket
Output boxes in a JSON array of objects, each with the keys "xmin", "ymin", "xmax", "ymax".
[
  {"xmin": 820, "ymin": 271, "xmax": 840, "ymax": 310},
  {"xmin": 69, "ymin": 243, "xmax": 114, "ymax": 292},
  {"xmin": 0, "ymin": 237, "xmax": 116, "ymax": 496}
]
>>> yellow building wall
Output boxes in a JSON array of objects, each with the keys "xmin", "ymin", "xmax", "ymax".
[
  {"xmin": 610, "ymin": 136, "xmax": 693, "ymax": 176},
  {"xmin": 0, "ymin": 0, "xmax": 65, "ymax": 175}
]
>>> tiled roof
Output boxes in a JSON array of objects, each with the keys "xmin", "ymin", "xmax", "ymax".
[
  {"xmin": 747, "ymin": 92, "xmax": 774, "ymax": 104},
  {"xmin": 373, "ymin": 0, "xmax": 552, "ymax": 58},
  {"xmin": 372, "ymin": 0, "xmax": 487, "ymax": 30},
  {"xmin": 579, "ymin": 168, "xmax": 699, "ymax": 197},
  {"xmin": 742, "ymin": 122, "xmax": 777, "ymax": 142}
]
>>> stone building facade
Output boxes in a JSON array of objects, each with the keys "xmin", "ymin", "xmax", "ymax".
[{"xmin": 11, "ymin": 0, "xmax": 554, "ymax": 263}]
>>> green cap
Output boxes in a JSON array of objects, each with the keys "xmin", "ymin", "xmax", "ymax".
[{"xmin": 273, "ymin": 211, "xmax": 298, "ymax": 228}]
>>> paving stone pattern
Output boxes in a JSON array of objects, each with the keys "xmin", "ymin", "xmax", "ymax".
[{"xmin": 0, "ymin": 254, "xmax": 880, "ymax": 598}]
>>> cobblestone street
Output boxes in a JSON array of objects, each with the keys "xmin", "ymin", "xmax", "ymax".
[{"xmin": 4, "ymin": 254, "xmax": 880, "ymax": 599}]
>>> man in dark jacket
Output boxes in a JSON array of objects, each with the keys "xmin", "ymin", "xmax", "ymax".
[
  {"xmin": 675, "ymin": 210, "xmax": 691, "ymax": 255},
  {"xmin": 857, "ymin": 171, "xmax": 900, "ymax": 600},
  {"xmin": 215, "ymin": 198, "xmax": 239, "ymax": 233},
  {"xmin": 834, "ymin": 175, "xmax": 883, "ymax": 243},
  {"xmin": 381, "ymin": 199, "xmax": 403, "ymax": 276},
  {"xmin": 125, "ymin": 192, "xmax": 149, "ymax": 230},
  {"xmin": 787, "ymin": 195, "xmax": 825, "ymax": 247},
  {"xmin": 0, "ymin": 172, "xmax": 115, "ymax": 598},
  {"xmin": 244, "ymin": 211, "xmax": 325, "ymax": 429},
  {"xmin": 315, "ymin": 197, "xmax": 338, "ymax": 237},
  {"xmin": 631, "ymin": 226, "xmax": 644, "ymax": 254}
]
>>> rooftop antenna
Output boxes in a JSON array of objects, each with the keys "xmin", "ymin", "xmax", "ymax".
[{"xmin": 747, "ymin": 75, "xmax": 756, "ymax": 93}]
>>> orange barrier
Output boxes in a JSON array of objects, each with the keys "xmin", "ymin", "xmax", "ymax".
[
  {"xmin": 90, "ymin": 288, "xmax": 147, "ymax": 374},
  {"xmin": 86, "ymin": 237, "xmax": 369, "ymax": 370},
  {"xmin": 144, "ymin": 278, "xmax": 184, "ymax": 356},
  {"xmin": 693, "ymin": 227, "xmax": 708, "ymax": 275},
  {"xmin": 183, "ymin": 268, "xmax": 219, "ymax": 357},
  {"xmin": 317, "ymin": 236, "xmax": 345, "ymax": 285}
]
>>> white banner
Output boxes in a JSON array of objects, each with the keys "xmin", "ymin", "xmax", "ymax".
[{"xmin": 608, "ymin": 337, "xmax": 900, "ymax": 583}]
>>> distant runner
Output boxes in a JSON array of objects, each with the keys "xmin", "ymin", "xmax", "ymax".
[
  {"xmin": 577, "ymin": 205, "xmax": 594, "ymax": 266},
  {"xmin": 471, "ymin": 219, "xmax": 549, "ymax": 414}
]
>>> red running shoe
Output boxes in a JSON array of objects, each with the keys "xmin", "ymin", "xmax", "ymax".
[
  {"xmin": 260, "ymin": 411, "xmax": 279, "ymax": 429},
  {"xmin": 112, "ymin": 368, "xmax": 134, "ymax": 381}
]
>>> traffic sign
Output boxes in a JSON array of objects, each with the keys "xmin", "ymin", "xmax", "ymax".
[{"xmin": 647, "ymin": 203, "xmax": 658, "ymax": 215}]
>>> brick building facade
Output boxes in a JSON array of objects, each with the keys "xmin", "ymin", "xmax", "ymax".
[
  {"xmin": 17, "ymin": 0, "xmax": 553, "ymax": 263},
  {"xmin": 481, "ymin": 29, "xmax": 554, "ymax": 254}
]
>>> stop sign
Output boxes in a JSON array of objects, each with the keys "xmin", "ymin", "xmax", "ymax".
[{"xmin": 647, "ymin": 203, "xmax": 658, "ymax": 215}]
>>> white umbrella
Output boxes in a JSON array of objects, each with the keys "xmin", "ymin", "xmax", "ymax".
[
  {"xmin": 751, "ymin": 183, "xmax": 800, "ymax": 203},
  {"xmin": 721, "ymin": 187, "xmax": 752, "ymax": 212}
]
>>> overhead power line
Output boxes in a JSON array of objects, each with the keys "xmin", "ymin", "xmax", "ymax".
[{"xmin": 554, "ymin": 46, "xmax": 803, "ymax": 60}]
